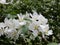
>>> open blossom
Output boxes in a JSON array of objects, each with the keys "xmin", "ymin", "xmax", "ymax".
[
  {"xmin": 0, "ymin": 0, "xmax": 7, "ymax": 4},
  {"xmin": 29, "ymin": 11, "xmax": 48, "ymax": 25},
  {"xmin": 17, "ymin": 14, "xmax": 26, "ymax": 25},
  {"xmin": 46, "ymin": 30, "xmax": 53, "ymax": 35},
  {"xmin": 58, "ymin": 43, "xmax": 60, "ymax": 45},
  {"xmin": 32, "ymin": 30, "xmax": 38, "ymax": 37},
  {"xmin": 37, "ymin": 14, "xmax": 48, "ymax": 25},
  {"xmin": 39, "ymin": 24, "xmax": 49, "ymax": 33},
  {"xmin": 0, "ymin": 23, "xmax": 6, "ymax": 29},
  {"xmin": 4, "ymin": 18, "xmax": 20, "ymax": 29},
  {"xmin": 0, "ymin": 0, "xmax": 13, "ymax": 4},
  {"xmin": 29, "ymin": 22, "xmax": 39, "ymax": 30},
  {"xmin": 28, "ymin": 11, "xmax": 53, "ymax": 38},
  {"xmin": 29, "ymin": 12, "xmax": 40, "ymax": 21},
  {"xmin": 12, "ymin": 19, "xmax": 20, "ymax": 28},
  {"xmin": 29, "ymin": 22, "xmax": 39, "ymax": 37},
  {"xmin": 4, "ymin": 18, "xmax": 16, "ymax": 29},
  {"xmin": 39, "ymin": 24, "xmax": 53, "ymax": 36},
  {"xmin": 4, "ymin": 28, "xmax": 18, "ymax": 39}
]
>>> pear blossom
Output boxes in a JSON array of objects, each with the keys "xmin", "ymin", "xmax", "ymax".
[
  {"xmin": 29, "ymin": 12, "xmax": 39, "ymax": 21},
  {"xmin": 45, "ymin": 30, "xmax": 53, "ymax": 36},
  {"xmin": 39, "ymin": 24, "xmax": 53, "ymax": 36},
  {"xmin": 37, "ymin": 14, "xmax": 48, "ymax": 25},
  {"xmin": 32, "ymin": 30, "xmax": 38, "ymax": 37},
  {"xmin": 4, "ymin": 18, "xmax": 15, "ymax": 28},
  {"xmin": 39, "ymin": 24, "xmax": 49, "ymax": 33},
  {"xmin": 4, "ymin": 28, "xmax": 18, "ymax": 39},
  {"xmin": 17, "ymin": 14, "xmax": 26, "ymax": 25},
  {"xmin": 25, "ymin": 12, "xmax": 31, "ymax": 18},
  {"xmin": 29, "ymin": 22, "xmax": 39, "ymax": 30},
  {"xmin": 4, "ymin": 18, "xmax": 21, "ymax": 29},
  {"xmin": 29, "ymin": 22, "xmax": 39, "ymax": 37},
  {"xmin": 0, "ymin": 0, "xmax": 13, "ymax": 4},
  {"xmin": 58, "ymin": 43, "xmax": 60, "ymax": 45},
  {"xmin": 29, "ymin": 11, "xmax": 48, "ymax": 25},
  {"xmin": 0, "ymin": 23, "xmax": 6, "ymax": 29},
  {"xmin": 12, "ymin": 19, "xmax": 20, "ymax": 29}
]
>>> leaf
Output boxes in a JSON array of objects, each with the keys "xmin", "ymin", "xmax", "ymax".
[
  {"xmin": 21, "ymin": 25, "xmax": 29, "ymax": 34},
  {"xmin": 47, "ymin": 42, "xmax": 58, "ymax": 45}
]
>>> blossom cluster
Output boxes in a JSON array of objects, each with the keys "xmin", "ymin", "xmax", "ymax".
[{"xmin": 0, "ymin": 11, "xmax": 53, "ymax": 40}]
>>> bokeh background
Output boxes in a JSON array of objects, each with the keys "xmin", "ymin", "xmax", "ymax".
[{"xmin": 0, "ymin": 0, "xmax": 60, "ymax": 45}]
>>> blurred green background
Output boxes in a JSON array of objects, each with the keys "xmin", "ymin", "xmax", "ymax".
[{"xmin": 0, "ymin": 0, "xmax": 60, "ymax": 45}]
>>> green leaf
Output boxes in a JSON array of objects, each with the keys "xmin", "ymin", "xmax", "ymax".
[
  {"xmin": 47, "ymin": 42, "xmax": 58, "ymax": 45},
  {"xmin": 21, "ymin": 25, "xmax": 29, "ymax": 34}
]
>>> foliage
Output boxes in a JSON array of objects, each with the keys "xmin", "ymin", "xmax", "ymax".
[{"xmin": 47, "ymin": 42, "xmax": 58, "ymax": 45}]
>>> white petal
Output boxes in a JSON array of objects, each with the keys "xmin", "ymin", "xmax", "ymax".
[
  {"xmin": 0, "ymin": 23, "xmax": 6, "ymax": 29},
  {"xmin": 19, "ymin": 22, "xmax": 26, "ymax": 25},
  {"xmin": 12, "ymin": 19, "xmax": 20, "ymax": 28},
  {"xmin": 38, "ymin": 14, "xmax": 48, "ymax": 24},
  {"xmin": 46, "ymin": 30, "xmax": 53, "ymax": 35},
  {"xmin": 32, "ymin": 30, "xmax": 38, "ymax": 37},
  {"xmin": 4, "ymin": 28, "xmax": 18, "ymax": 39},
  {"xmin": 39, "ymin": 24, "xmax": 49, "ymax": 32}
]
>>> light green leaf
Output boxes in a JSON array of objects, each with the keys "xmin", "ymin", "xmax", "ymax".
[
  {"xmin": 47, "ymin": 42, "xmax": 58, "ymax": 45},
  {"xmin": 22, "ymin": 25, "xmax": 29, "ymax": 34}
]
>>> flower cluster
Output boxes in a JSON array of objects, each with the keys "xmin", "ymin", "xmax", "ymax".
[{"xmin": 0, "ymin": 11, "xmax": 53, "ymax": 40}]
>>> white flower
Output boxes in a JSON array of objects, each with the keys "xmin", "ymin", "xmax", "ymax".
[
  {"xmin": 4, "ymin": 28, "xmax": 18, "ymax": 39},
  {"xmin": 0, "ymin": 23, "xmax": 6, "ymax": 29},
  {"xmin": 39, "ymin": 24, "xmax": 53, "ymax": 36},
  {"xmin": 4, "ymin": 18, "xmax": 21, "ymax": 29},
  {"xmin": 25, "ymin": 12, "xmax": 31, "ymax": 18},
  {"xmin": 0, "ymin": 11, "xmax": 53, "ymax": 40},
  {"xmin": 37, "ymin": 14, "xmax": 48, "ymax": 25},
  {"xmin": 17, "ymin": 14, "xmax": 26, "ymax": 25},
  {"xmin": 14, "ymin": 30, "xmax": 21, "ymax": 40},
  {"xmin": 29, "ymin": 22, "xmax": 39, "ymax": 37},
  {"xmin": 39, "ymin": 24, "xmax": 49, "ymax": 33},
  {"xmin": 0, "ymin": 0, "xmax": 13, "ymax": 4},
  {"xmin": 46, "ymin": 30, "xmax": 53, "ymax": 36},
  {"xmin": 29, "ymin": 12, "xmax": 39, "ymax": 21},
  {"xmin": 17, "ymin": 14, "xmax": 24, "ymax": 21},
  {"xmin": 29, "ymin": 11, "xmax": 48, "ymax": 25},
  {"xmin": 4, "ymin": 18, "xmax": 15, "ymax": 28},
  {"xmin": 32, "ymin": 30, "xmax": 38, "ymax": 37},
  {"xmin": 58, "ymin": 43, "xmax": 60, "ymax": 45},
  {"xmin": 19, "ymin": 22, "xmax": 26, "ymax": 25},
  {"xmin": 0, "ymin": 0, "xmax": 7, "ymax": 4},
  {"xmin": 0, "ymin": 0, "xmax": 9, "ymax": 4},
  {"xmin": 29, "ymin": 22, "xmax": 39, "ymax": 30},
  {"xmin": 12, "ymin": 19, "xmax": 20, "ymax": 28}
]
